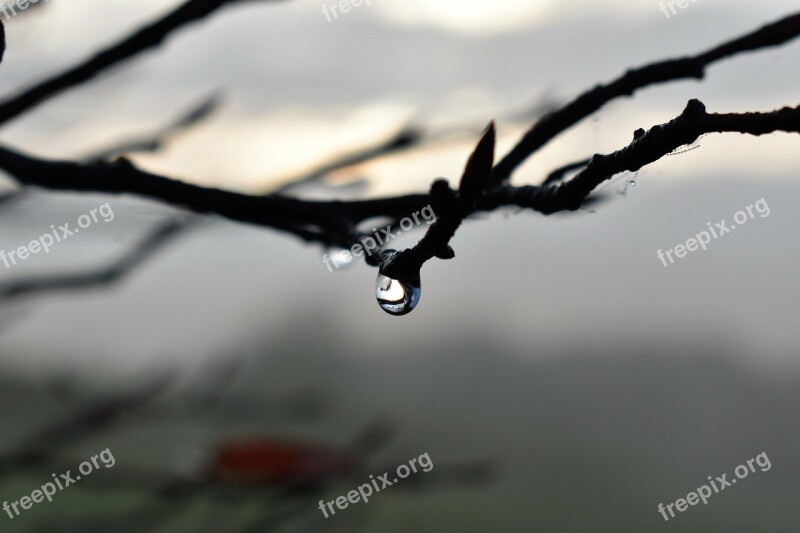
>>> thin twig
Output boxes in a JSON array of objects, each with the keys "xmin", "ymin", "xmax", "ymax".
[
  {"xmin": 83, "ymin": 92, "xmax": 222, "ymax": 163},
  {"xmin": 0, "ymin": 216, "xmax": 200, "ymax": 300},
  {"xmin": 0, "ymin": 0, "xmax": 283, "ymax": 125},
  {"xmin": 491, "ymin": 12, "xmax": 800, "ymax": 184},
  {"xmin": 383, "ymin": 101, "xmax": 800, "ymax": 277}
]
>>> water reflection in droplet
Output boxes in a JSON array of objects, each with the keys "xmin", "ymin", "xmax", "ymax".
[{"xmin": 375, "ymin": 274, "xmax": 421, "ymax": 316}]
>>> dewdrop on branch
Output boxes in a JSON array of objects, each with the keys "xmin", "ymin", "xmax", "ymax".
[
  {"xmin": 375, "ymin": 274, "xmax": 421, "ymax": 316},
  {"xmin": 372, "ymin": 122, "xmax": 494, "ymax": 316},
  {"xmin": 374, "ymin": 249, "xmax": 423, "ymax": 316}
]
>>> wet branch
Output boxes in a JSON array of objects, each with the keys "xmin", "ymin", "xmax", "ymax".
[
  {"xmin": 0, "ymin": 9, "xmax": 798, "ymax": 307},
  {"xmin": 380, "ymin": 102, "xmax": 800, "ymax": 278},
  {"xmin": 490, "ymin": 12, "xmax": 800, "ymax": 185},
  {"xmin": 0, "ymin": 99, "xmax": 798, "ymax": 282},
  {"xmin": 486, "ymin": 101, "xmax": 800, "ymax": 213}
]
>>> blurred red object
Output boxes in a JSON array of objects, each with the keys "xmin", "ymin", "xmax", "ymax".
[{"xmin": 211, "ymin": 438, "xmax": 358, "ymax": 488}]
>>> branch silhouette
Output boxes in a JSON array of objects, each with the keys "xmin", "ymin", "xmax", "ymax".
[
  {"xmin": 0, "ymin": 8, "xmax": 798, "ymax": 310},
  {"xmin": 0, "ymin": 0, "xmax": 283, "ymax": 125},
  {"xmin": 490, "ymin": 13, "xmax": 800, "ymax": 184},
  {"xmin": 83, "ymin": 92, "xmax": 222, "ymax": 164},
  {"xmin": 0, "ymin": 216, "xmax": 200, "ymax": 301}
]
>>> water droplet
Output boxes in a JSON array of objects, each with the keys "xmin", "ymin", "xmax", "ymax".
[
  {"xmin": 375, "ymin": 274, "xmax": 421, "ymax": 316},
  {"xmin": 619, "ymin": 172, "xmax": 639, "ymax": 197}
]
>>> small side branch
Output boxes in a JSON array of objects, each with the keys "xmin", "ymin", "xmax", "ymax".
[
  {"xmin": 83, "ymin": 92, "xmax": 222, "ymax": 163},
  {"xmin": 386, "ymin": 101, "xmax": 800, "ymax": 277},
  {"xmin": 490, "ymin": 13, "xmax": 800, "ymax": 184},
  {"xmin": 0, "ymin": 216, "xmax": 199, "ymax": 300},
  {"xmin": 486, "ymin": 101, "xmax": 800, "ymax": 214}
]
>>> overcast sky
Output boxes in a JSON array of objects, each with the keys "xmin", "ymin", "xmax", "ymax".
[{"xmin": 0, "ymin": 1, "xmax": 798, "ymax": 377}]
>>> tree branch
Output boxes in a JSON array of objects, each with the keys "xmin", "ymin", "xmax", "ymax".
[
  {"xmin": 382, "ymin": 101, "xmax": 800, "ymax": 279},
  {"xmin": 490, "ymin": 12, "xmax": 800, "ymax": 185},
  {"xmin": 486, "ymin": 101, "xmax": 800, "ymax": 214},
  {"xmin": 83, "ymin": 92, "xmax": 222, "ymax": 163},
  {"xmin": 1, "ymin": 10, "xmax": 798, "ymax": 313},
  {"xmin": 272, "ymin": 126, "xmax": 422, "ymax": 194},
  {"xmin": 0, "ymin": 0, "xmax": 283, "ymax": 125},
  {"xmin": 1, "ymin": 100, "xmax": 798, "ymax": 281},
  {"xmin": 541, "ymin": 158, "xmax": 591, "ymax": 185},
  {"xmin": 0, "ymin": 216, "xmax": 199, "ymax": 300}
]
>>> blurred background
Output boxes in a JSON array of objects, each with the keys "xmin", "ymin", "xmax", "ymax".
[{"xmin": 0, "ymin": 0, "xmax": 799, "ymax": 531}]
